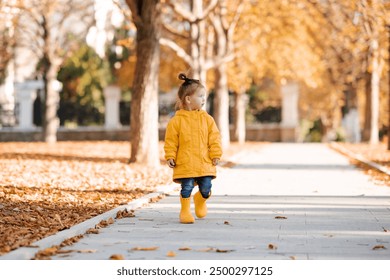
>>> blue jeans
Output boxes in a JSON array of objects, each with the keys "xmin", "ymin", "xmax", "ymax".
[{"xmin": 180, "ymin": 176, "xmax": 213, "ymax": 198}]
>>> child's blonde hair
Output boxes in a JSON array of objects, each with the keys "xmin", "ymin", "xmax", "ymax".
[{"xmin": 175, "ymin": 73, "xmax": 205, "ymax": 110}]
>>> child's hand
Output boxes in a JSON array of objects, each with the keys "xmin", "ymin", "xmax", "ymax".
[
  {"xmin": 167, "ymin": 159, "xmax": 176, "ymax": 168},
  {"xmin": 212, "ymin": 158, "xmax": 220, "ymax": 166}
]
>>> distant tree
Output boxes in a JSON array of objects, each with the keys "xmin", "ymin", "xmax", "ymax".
[
  {"xmin": 209, "ymin": 0, "xmax": 244, "ymax": 148},
  {"xmin": 228, "ymin": 0, "xmax": 330, "ymax": 139},
  {"xmin": 356, "ymin": 0, "xmax": 387, "ymax": 144},
  {"xmin": 0, "ymin": 2, "xmax": 18, "ymax": 85},
  {"xmin": 307, "ymin": 0, "xmax": 388, "ymax": 144},
  {"xmin": 57, "ymin": 43, "xmax": 111, "ymax": 126},
  {"xmin": 161, "ymin": 0, "xmax": 242, "ymax": 149},
  {"xmin": 161, "ymin": 0, "xmax": 218, "ymax": 82},
  {"xmin": 9, "ymin": 0, "xmax": 95, "ymax": 142}
]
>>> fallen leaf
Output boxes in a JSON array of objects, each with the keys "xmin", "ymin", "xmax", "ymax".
[
  {"xmin": 77, "ymin": 249, "xmax": 97, "ymax": 253},
  {"xmin": 110, "ymin": 254, "xmax": 125, "ymax": 260},
  {"xmin": 195, "ymin": 247, "xmax": 233, "ymax": 253},
  {"xmin": 57, "ymin": 250, "xmax": 75, "ymax": 254},
  {"xmin": 116, "ymin": 209, "xmax": 135, "ymax": 219},
  {"xmin": 221, "ymin": 161, "xmax": 237, "ymax": 168},
  {"xmin": 216, "ymin": 248, "xmax": 234, "ymax": 253},
  {"xmin": 224, "ymin": 221, "xmax": 230, "ymax": 225},
  {"xmin": 150, "ymin": 195, "xmax": 164, "ymax": 203},
  {"xmin": 86, "ymin": 228, "xmax": 99, "ymax": 234},
  {"xmin": 40, "ymin": 247, "xmax": 59, "ymax": 255},
  {"xmin": 60, "ymin": 235, "xmax": 83, "ymax": 247},
  {"xmin": 268, "ymin": 244, "xmax": 277, "ymax": 250},
  {"xmin": 98, "ymin": 220, "xmax": 109, "ymax": 227},
  {"xmin": 372, "ymin": 245, "xmax": 386, "ymax": 250},
  {"xmin": 34, "ymin": 246, "xmax": 60, "ymax": 259},
  {"xmin": 166, "ymin": 251, "xmax": 176, "ymax": 257},
  {"xmin": 275, "ymin": 216, "xmax": 287, "ymax": 219},
  {"xmin": 131, "ymin": 246, "xmax": 159, "ymax": 251},
  {"xmin": 178, "ymin": 247, "xmax": 192, "ymax": 251}
]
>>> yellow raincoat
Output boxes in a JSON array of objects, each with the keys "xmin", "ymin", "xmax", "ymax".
[{"xmin": 164, "ymin": 109, "xmax": 222, "ymax": 183}]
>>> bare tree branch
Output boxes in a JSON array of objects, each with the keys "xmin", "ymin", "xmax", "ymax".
[
  {"xmin": 166, "ymin": 0, "xmax": 218, "ymax": 23},
  {"xmin": 201, "ymin": 0, "xmax": 218, "ymax": 20},
  {"xmin": 227, "ymin": 2, "xmax": 245, "ymax": 44},
  {"xmin": 205, "ymin": 51, "xmax": 235, "ymax": 70},
  {"xmin": 165, "ymin": 1, "xmax": 196, "ymax": 22},
  {"xmin": 162, "ymin": 22, "xmax": 189, "ymax": 40},
  {"xmin": 159, "ymin": 37, "xmax": 192, "ymax": 65}
]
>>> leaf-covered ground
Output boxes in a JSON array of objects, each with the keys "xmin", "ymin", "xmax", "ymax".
[
  {"xmin": 335, "ymin": 142, "xmax": 390, "ymax": 187},
  {"xmin": 0, "ymin": 141, "xmax": 175, "ymax": 255},
  {"xmin": 1, "ymin": 141, "xmax": 389, "ymax": 256},
  {"xmin": 0, "ymin": 140, "xmax": 248, "ymax": 256}
]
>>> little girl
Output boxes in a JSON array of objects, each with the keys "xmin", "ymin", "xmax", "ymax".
[{"xmin": 164, "ymin": 73, "xmax": 222, "ymax": 224}]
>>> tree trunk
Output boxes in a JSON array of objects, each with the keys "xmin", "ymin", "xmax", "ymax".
[
  {"xmin": 362, "ymin": 71, "xmax": 371, "ymax": 142},
  {"xmin": 190, "ymin": 0, "xmax": 207, "ymax": 82},
  {"xmin": 369, "ymin": 38, "xmax": 380, "ymax": 145},
  {"xmin": 233, "ymin": 91, "xmax": 246, "ymax": 144},
  {"xmin": 41, "ymin": 14, "xmax": 59, "ymax": 143},
  {"xmin": 127, "ymin": 0, "xmax": 161, "ymax": 168},
  {"xmin": 214, "ymin": 64, "xmax": 230, "ymax": 149},
  {"xmin": 42, "ymin": 65, "xmax": 60, "ymax": 143},
  {"xmin": 387, "ymin": 25, "xmax": 390, "ymax": 150}
]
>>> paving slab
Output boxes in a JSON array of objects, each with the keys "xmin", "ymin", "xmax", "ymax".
[
  {"xmin": 2, "ymin": 143, "xmax": 390, "ymax": 260},
  {"xmin": 47, "ymin": 195, "xmax": 390, "ymax": 260}
]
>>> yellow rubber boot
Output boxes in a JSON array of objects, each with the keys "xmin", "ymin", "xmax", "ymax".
[
  {"xmin": 193, "ymin": 191, "xmax": 210, "ymax": 218},
  {"xmin": 180, "ymin": 196, "xmax": 194, "ymax": 224}
]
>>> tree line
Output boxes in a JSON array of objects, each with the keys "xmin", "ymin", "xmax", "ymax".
[{"xmin": 0, "ymin": 0, "xmax": 389, "ymax": 167}]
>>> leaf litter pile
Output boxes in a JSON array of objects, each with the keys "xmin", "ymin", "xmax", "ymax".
[{"xmin": 0, "ymin": 141, "xmax": 172, "ymax": 255}]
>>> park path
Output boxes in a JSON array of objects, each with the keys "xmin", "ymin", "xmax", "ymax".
[{"xmin": 2, "ymin": 143, "xmax": 390, "ymax": 260}]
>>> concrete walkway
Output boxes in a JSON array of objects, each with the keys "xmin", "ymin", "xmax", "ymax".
[{"xmin": 3, "ymin": 143, "xmax": 390, "ymax": 260}]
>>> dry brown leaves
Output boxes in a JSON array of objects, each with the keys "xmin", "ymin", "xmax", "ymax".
[
  {"xmin": 196, "ymin": 247, "xmax": 235, "ymax": 253},
  {"xmin": 33, "ymin": 234, "xmax": 85, "ymax": 260},
  {"xmin": 131, "ymin": 246, "xmax": 159, "ymax": 251},
  {"xmin": 116, "ymin": 209, "xmax": 135, "ymax": 219},
  {"xmin": 268, "ymin": 243, "xmax": 277, "ymax": 250},
  {"xmin": 109, "ymin": 254, "xmax": 125, "ymax": 260},
  {"xmin": 178, "ymin": 247, "xmax": 191, "ymax": 251},
  {"xmin": 334, "ymin": 142, "xmax": 390, "ymax": 187},
  {"xmin": 166, "ymin": 251, "xmax": 176, "ymax": 257},
  {"xmin": 0, "ymin": 141, "xmax": 172, "ymax": 256},
  {"xmin": 372, "ymin": 245, "xmax": 387, "ymax": 250},
  {"xmin": 274, "ymin": 216, "xmax": 288, "ymax": 219}
]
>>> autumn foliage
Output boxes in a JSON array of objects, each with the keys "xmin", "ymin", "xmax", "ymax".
[{"xmin": 0, "ymin": 141, "xmax": 171, "ymax": 255}]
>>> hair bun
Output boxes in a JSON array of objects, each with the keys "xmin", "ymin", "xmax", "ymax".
[
  {"xmin": 178, "ymin": 73, "xmax": 187, "ymax": 81},
  {"xmin": 178, "ymin": 72, "xmax": 200, "ymax": 85}
]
